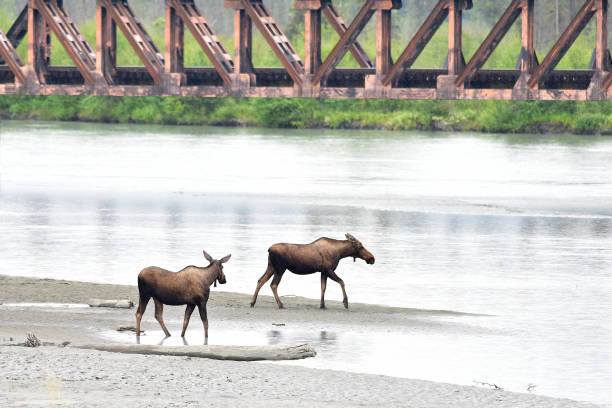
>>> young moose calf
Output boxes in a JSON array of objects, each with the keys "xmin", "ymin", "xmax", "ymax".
[
  {"xmin": 250, "ymin": 233, "xmax": 375, "ymax": 309},
  {"xmin": 135, "ymin": 250, "xmax": 231, "ymax": 340}
]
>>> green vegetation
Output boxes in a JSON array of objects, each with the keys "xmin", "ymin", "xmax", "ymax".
[{"xmin": 2, "ymin": 95, "xmax": 612, "ymax": 134}]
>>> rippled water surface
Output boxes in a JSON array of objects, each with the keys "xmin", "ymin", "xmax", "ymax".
[{"xmin": 1, "ymin": 121, "xmax": 611, "ymax": 405}]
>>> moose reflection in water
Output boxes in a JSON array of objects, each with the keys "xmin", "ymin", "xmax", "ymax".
[
  {"xmin": 135, "ymin": 250, "xmax": 231, "ymax": 341},
  {"xmin": 250, "ymin": 234, "xmax": 375, "ymax": 309}
]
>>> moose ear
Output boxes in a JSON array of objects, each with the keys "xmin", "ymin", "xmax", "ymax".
[
  {"xmin": 220, "ymin": 254, "xmax": 232, "ymax": 264},
  {"xmin": 202, "ymin": 250, "xmax": 213, "ymax": 263},
  {"xmin": 345, "ymin": 233, "xmax": 356, "ymax": 242}
]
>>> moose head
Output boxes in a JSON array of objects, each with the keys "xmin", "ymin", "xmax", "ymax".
[
  {"xmin": 203, "ymin": 250, "xmax": 231, "ymax": 286},
  {"xmin": 345, "ymin": 233, "xmax": 375, "ymax": 265}
]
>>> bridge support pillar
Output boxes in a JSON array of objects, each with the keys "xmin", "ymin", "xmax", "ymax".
[
  {"xmin": 517, "ymin": 0, "xmax": 536, "ymax": 74},
  {"xmin": 227, "ymin": 1, "xmax": 255, "ymax": 93},
  {"xmin": 587, "ymin": 71, "xmax": 606, "ymax": 100},
  {"xmin": 161, "ymin": 73, "xmax": 184, "ymax": 95},
  {"xmin": 436, "ymin": 0, "xmax": 470, "ymax": 99},
  {"xmin": 96, "ymin": 1, "xmax": 116, "ymax": 90},
  {"xmin": 588, "ymin": 0, "xmax": 609, "ymax": 99},
  {"xmin": 295, "ymin": 1, "xmax": 323, "ymax": 76},
  {"xmin": 164, "ymin": 1, "xmax": 186, "ymax": 88},
  {"xmin": 27, "ymin": 0, "xmax": 51, "ymax": 88},
  {"xmin": 365, "ymin": 1, "xmax": 400, "ymax": 98},
  {"xmin": 295, "ymin": 0, "xmax": 322, "ymax": 96},
  {"xmin": 300, "ymin": 74, "xmax": 321, "ymax": 98},
  {"xmin": 513, "ymin": 0, "xmax": 536, "ymax": 99}
]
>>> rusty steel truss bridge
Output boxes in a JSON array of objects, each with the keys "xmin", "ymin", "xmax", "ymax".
[{"xmin": 1, "ymin": 0, "xmax": 612, "ymax": 100}]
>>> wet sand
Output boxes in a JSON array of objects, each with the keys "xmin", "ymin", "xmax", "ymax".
[{"xmin": 0, "ymin": 275, "xmax": 602, "ymax": 407}]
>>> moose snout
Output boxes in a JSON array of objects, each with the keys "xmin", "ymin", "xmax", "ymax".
[{"xmin": 367, "ymin": 257, "xmax": 375, "ymax": 265}]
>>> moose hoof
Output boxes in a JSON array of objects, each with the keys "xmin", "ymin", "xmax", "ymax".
[
  {"xmin": 343, "ymin": 301, "xmax": 349, "ymax": 309},
  {"xmin": 250, "ymin": 302, "xmax": 255, "ymax": 308},
  {"xmin": 278, "ymin": 304, "xmax": 285, "ymax": 309},
  {"xmin": 320, "ymin": 304, "xmax": 326, "ymax": 309}
]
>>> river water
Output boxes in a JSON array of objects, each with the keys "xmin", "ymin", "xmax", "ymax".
[{"xmin": 1, "ymin": 120, "xmax": 611, "ymax": 405}]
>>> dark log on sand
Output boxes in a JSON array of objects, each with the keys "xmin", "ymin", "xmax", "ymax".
[
  {"xmin": 76, "ymin": 343, "xmax": 316, "ymax": 361},
  {"xmin": 88, "ymin": 299, "xmax": 134, "ymax": 309},
  {"xmin": 117, "ymin": 326, "xmax": 144, "ymax": 334}
]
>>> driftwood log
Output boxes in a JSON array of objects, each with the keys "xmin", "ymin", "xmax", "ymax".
[
  {"xmin": 88, "ymin": 299, "xmax": 134, "ymax": 309},
  {"xmin": 76, "ymin": 343, "xmax": 316, "ymax": 361},
  {"xmin": 117, "ymin": 326, "xmax": 144, "ymax": 334}
]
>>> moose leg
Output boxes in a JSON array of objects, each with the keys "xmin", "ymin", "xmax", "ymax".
[
  {"xmin": 250, "ymin": 263, "xmax": 275, "ymax": 307},
  {"xmin": 327, "ymin": 271, "xmax": 349, "ymax": 309},
  {"xmin": 320, "ymin": 274, "xmax": 328, "ymax": 309},
  {"xmin": 270, "ymin": 272, "xmax": 286, "ymax": 309},
  {"xmin": 197, "ymin": 303, "xmax": 209, "ymax": 341},
  {"xmin": 181, "ymin": 304, "xmax": 196, "ymax": 337},
  {"xmin": 135, "ymin": 294, "xmax": 150, "ymax": 337},
  {"xmin": 153, "ymin": 298, "xmax": 171, "ymax": 337}
]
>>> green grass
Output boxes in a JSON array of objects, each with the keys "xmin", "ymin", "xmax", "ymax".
[{"xmin": 2, "ymin": 95, "xmax": 612, "ymax": 134}]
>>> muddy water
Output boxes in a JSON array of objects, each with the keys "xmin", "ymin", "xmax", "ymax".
[{"xmin": 1, "ymin": 121, "xmax": 611, "ymax": 405}]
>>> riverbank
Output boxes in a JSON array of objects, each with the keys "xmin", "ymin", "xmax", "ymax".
[
  {"xmin": 0, "ymin": 274, "xmax": 478, "ymax": 345},
  {"xmin": 2, "ymin": 95, "xmax": 612, "ymax": 134},
  {"xmin": 0, "ymin": 275, "xmax": 603, "ymax": 408}
]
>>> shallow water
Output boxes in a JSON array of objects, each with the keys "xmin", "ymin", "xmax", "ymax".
[
  {"xmin": 0, "ymin": 302, "xmax": 89, "ymax": 309},
  {"xmin": 1, "ymin": 121, "xmax": 611, "ymax": 406}
]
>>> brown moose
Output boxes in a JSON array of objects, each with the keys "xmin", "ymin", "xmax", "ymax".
[
  {"xmin": 250, "ymin": 233, "xmax": 375, "ymax": 309},
  {"xmin": 135, "ymin": 250, "xmax": 231, "ymax": 340}
]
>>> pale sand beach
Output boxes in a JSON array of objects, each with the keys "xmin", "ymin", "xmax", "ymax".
[{"xmin": 0, "ymin": 275, "xmax": 602, "ymax": 408}]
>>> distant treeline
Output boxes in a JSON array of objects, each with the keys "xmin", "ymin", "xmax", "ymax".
[{"xmin": 2, "ymin": 95, "xmax": 612, "ymax": 134}]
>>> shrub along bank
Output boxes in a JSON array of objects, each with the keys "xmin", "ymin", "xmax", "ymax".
[{"xmin": 1, "ymin": 95, "xmax": 612, "ymax": 134}]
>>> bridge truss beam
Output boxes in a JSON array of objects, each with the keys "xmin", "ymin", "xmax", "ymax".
[
  {"xmin": 1, "ymin": 0, "xmax": 612, "ymax": 100},
  {"xmin": 166, "ymin": 0, "xmax": 235, "ymax": 87},
  {"xmin": 295, "ymin": 0, "xmax": 374, "ymax": 77},
  {"xmin": 0, "ymin": 28, "xmax": 26, "ymax": 84},
  {"xmin": 97, "ymin": 0, "xmax": 165, "ymax": 86},
  {"xmin": 227, "ymin": 0, "xmax": 305, "ymax": 88},
  {"xmin": 30, "ymin": 0, "xmax": 97, "ymax": 85},
  {"xmin": 528, "ymin": 0, "xmax": 604, "ymax": 88}
]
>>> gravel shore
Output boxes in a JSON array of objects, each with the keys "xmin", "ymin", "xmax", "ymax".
[{"xmin": 0, "ymin": 275, "xmax": 602, "ymax": 408}]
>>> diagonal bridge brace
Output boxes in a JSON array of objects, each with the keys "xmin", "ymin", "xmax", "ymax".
[
  {"xmin": 0, "ymin": 5, "xmax": 28, "ymax": 66},
  {"xmin": 527, "ymin": 0, "xmax": 598, "ymax": 89},
  {"xmin": 382, "ymin": 0, "xmax": 450, "ymax": 86},
  {"xmin": 98, "ymin": 0, "xmax": 165, "ymax": 86},
  {"xmin": 7, "ymin": 5, "xmax": 29, "ymax": 48},
  {"xmin": 236, "ymin": 0, "xmax": 305, "ymax": 86},
  {"xmin": 455, "ymin": 0, "xmax": 523, "ymax": 86},
  {"xmin": 0, "ymin": 28, "xmax": 26, "ymax": 84},
  {"xmin": 0, "ymin": 5, "xmax": 27, "ymax": 67},
  {"xmin": 603, "ymin": 68, "xmax": 612, "ymax": 91},
  {"xmin": 312, "ymin": 0, "xmax": 377, "ymax": 86},
  {"xmin": 295, "ymin": 0, "xmax": 375, "ymax": 78},
  {"xmin": 31, "ymin": 0, "xmax": 97, "ymax": 84},
  {"xmin": 320, "ymin": 1, "xmax": 373, "ymax": 69},
  {"xmin": 167, "ymin": 0, "xmax": 235, "ymax": 87}
]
